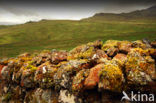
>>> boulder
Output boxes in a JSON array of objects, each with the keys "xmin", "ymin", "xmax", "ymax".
[
  {"xmin": 51, "ymin": 50, "xmax": 68, "ymax": 64},
  {"xmin": 125, "ymin": 48, "xmax": 156, "ymax": 87},
  {"xmin": 102, "ymin": 40, "xmax": 119, "ymax": 57},
  {"xmin": 113, "ymin": 53, "xmax": 127, "ymax": 62},
  {"xmin": 68, "ymin": 40, "xmax": 103, "ymax": 60},
  {"xmin": 117, "ymin": 41, "xmax": 132, "ymax": 53},
  {"xmin": 98, "ymin": 60, "xmax": 125, "ymax": 92},
  {"xmin": 34, "ymin": 62, "xmax": 58, "ymax": 88},
  {"xmin": 84, "ymin": 64, "xmax": 104, "ymax": 89},
  {"xmin": 72, "ymin": 69, "xmax": 90, "ymax": 92}
]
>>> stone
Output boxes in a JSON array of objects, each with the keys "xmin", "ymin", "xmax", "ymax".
[
  {"xmin": 51, "ymin": 50, "xmax": 68, "ymax": 64},
  {"xmin": 98, "ymin": 60, "xmax": 125, "ymax": 92},
  {"xmin": 102, "ymin": 40, "xmax": 120, "ymax": 57},
  {"xmin": 113, "ymin": 53, "xmax": 127, "ymax": 66},
  {"xmin": 68, "ymin": 40, "xmax": 103, "ymax": 60},
  {"xmin": 59, "ymin": 90, "xmax": 82, "ymax": 103},
  {"xmin": 84, "ymin": 64, "xmax": 104, "ymax": 89},
  {"xmin": 117, "ymin": 41, "xmax": 132, "ymax": 53},
  {"xmin": 20, "ymin": 63, "xmax": 37, "ymax": 88},
  {"xmin": 125, "ymin": 48, "xmax": 156, "ymax": 86},
  {"xmin": 72, "ymin": 69, "xmax": 90, "ymax": 92},
  {"xmin": 131, "ymin": 40, "xmax": 148, "ymax": 49},
  {"xmin": 34, "ymin": 62, "xmax": 58, "ymax": 88},
  {"xmin": 0, "ymin": 39, "xmax": 155, "ymax": 103}
]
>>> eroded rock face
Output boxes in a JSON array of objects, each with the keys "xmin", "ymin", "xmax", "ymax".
[{"xmin": 0, "ymin": 39, "xmax": 155, "ymax": 103}]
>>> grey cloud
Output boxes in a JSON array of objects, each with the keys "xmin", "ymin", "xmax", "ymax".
[{"xmin": 0, "ymin": 4, "xmax": 38, "ymax": 16}]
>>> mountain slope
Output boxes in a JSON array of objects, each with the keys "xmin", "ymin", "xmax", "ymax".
[{"xmin": 85, "ymin": 5, "xmax": 156, "ymax": 21}]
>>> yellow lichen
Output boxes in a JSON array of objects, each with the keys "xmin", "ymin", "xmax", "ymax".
[
  {"xmin": 98, "ymin": 61, "xmax": 124, "ymax": 92},
  {"xmin": 102, "ymin": 40, "xmax": 120, "ymax": 51}
]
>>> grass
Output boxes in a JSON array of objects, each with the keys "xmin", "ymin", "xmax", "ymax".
[{"xmin": 0, "ymin": 19, "xmax": 156, "ymax": 58}]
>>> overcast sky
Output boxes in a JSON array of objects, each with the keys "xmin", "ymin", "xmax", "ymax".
[{"xmin": 0, "ymin": 0, "xmax": 156, "ymax": 25}]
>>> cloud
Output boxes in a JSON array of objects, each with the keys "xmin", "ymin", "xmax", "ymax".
[
  {"xmin": 1, "ymin": 0, "xmax": 156, "ymax": 5},
  {"xmin": 0, "ymin": 0, "xmax": 156, "ymax": 25},
  {"xmin": 0, "ymin": 5, "xmax": 38, "ymax": 16}
]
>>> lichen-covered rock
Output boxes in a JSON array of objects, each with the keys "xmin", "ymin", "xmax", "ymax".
[
  {"xmin": 18, "ymin": 53, "xmax": 31, "ymax": 58},
  {"xmin": 32, "ymin": 50, "xmax": 52, "ymax": 66},
  {"xmin": 67, "ymin": 40, "xmax": 103, "ymax": 60},
  {"xmin": 72, "ymin": 69, "xmax": 90, "ymax": 92},
  {"xmin": 54, "ymin": 59, "xmax": 91, "ymax": 90},
  {"xmin": 117, "ymin": 41, "xmax": 132, "ymax": 53},
  {"xmin": 125, "ymin": 48, "xmax": 156, "ymax": 86},
  {"xmin": 131, "ymin": 40, "xmax": 149, "ymax": 49},
  {"xmin": 0, "ymin": 39, "xmax": 155, "ymax": 103},
  {"xmin": 51, "ymin": 50, "xmax": 68, "ymax": 64},
  {"xmin": 91, "ymin": 49, "xmax": 108, "ymax": 61},
  {"xmin": 84, "ymin": 64, "xmax": 104, "ymax": 89},
  {"xmin": 20, "ymin": 62, "xmax": 37, "ymax": 88},
  {"xmin": 98, "ymin": 59, "xmax": 125, "ymax": 92},
  {"xmin": 102, "ymin": 40, "xmax": 119, "ymax": 57},
  {"xmin": 113, "ymin": 53, "xmax": 127, "ymax": 66},
  {"xmin": 34, "ymin": 61, "xmax": 58, "ymax": 88},
  {"xmin": 113, "ymin": 53, "xmax": 127, "ymax": 62},
  {"xmin": 0, "ymin": 58, "xmax": 9, "ymax": 65}
]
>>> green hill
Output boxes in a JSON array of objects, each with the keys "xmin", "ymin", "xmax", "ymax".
[{"xmin": 0, "ymin": 6, "xmax": 156, "ymax": 57}]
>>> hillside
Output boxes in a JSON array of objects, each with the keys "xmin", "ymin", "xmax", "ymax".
[
  {"xmin": 85, "ymin": 5, "xmax": 156, "ymax": 21},
  {"xmin": 0, "ymin": 6, "xmax": 156, "ymax": 57}
]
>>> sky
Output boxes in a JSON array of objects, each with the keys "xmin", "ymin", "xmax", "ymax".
[{"xmin": 0, "ymin": 0, "xmax": 156, "ymax": 25}]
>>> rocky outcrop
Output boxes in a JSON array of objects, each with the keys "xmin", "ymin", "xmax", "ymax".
[{"xmin": 0, "ymin": 39, "xmax": 155, "ymax": 103}]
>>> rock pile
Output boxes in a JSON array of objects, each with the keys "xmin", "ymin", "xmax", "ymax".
[{"xmin": 0, "ymin": 39, "xmax": 156, "ymax": 103}]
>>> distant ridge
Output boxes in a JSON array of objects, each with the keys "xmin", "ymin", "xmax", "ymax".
[{"xmin": 85, "ymin": 5, "xmax": 156, "ymax": 21}]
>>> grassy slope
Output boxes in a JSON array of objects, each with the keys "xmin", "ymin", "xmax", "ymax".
[{"xmin": 0, "ymin": 19, "xmax": 156, "ymax": 57}]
